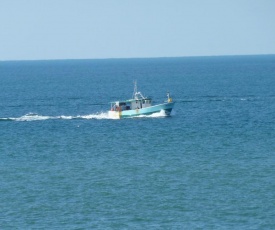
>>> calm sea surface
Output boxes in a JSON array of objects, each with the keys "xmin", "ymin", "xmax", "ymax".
[{"xmin": 0, "ymin": 55, "xmax": 275, "ymax": 229}]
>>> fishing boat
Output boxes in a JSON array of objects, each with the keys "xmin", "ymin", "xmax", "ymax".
[{"xmin": 108, "ymin": 82, "xmax": 175, "ymax": 119}]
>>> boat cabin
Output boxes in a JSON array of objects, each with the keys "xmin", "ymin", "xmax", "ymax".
[{"xmin": 110, "ymin": 98, "xmax": 152, "ymax": 112}]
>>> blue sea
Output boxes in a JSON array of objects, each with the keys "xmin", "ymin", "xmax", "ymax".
[{"xmin": 0, "ymin": 55, "xmax": 275, "ymax": 229}]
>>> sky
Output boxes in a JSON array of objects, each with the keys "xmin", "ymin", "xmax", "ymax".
[{"xmin": 0, "ymin": 0, "xmax": 275, "ymax": 60}]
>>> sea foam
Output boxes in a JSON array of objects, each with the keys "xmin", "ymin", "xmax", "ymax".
[{"xmin": 0, "ymin": 110, "xmax": 170, "ymax": 122}]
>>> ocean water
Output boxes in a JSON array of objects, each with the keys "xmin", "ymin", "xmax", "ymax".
[{"xmin": 0, "ymin": 55, "xmax": 275, "ymax": 229}]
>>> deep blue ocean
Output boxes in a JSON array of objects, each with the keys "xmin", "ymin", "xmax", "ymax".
[{"xmin": 0, "ymin": 55, "xmax": 275, "ymax": 229}]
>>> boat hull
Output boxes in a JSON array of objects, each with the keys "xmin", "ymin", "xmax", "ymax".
[{"xmin": 108, "ymin": 102, "xmax": 174, "ymax": 119}]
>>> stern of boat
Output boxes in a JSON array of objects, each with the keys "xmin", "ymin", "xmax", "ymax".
[{"xmin": 108, "ymin": 110, "xmax": 121, "ymax": 119}]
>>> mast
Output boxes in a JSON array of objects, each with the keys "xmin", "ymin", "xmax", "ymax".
[
  {"xmin": 132, "ymin": 80, "xmax": 145, "ymax": 100},
  {"xmin": 132, "ymin": 80, "xmax": 137, "ymax": 99}
]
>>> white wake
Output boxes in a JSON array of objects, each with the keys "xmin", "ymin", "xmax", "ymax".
[
  {"xmin": 1, "ymin": 110, "xmax": 171, "ymax": 122},
  {"xmin": 2, "ymin": 112, "xmax": 110, "ymax": 122}
]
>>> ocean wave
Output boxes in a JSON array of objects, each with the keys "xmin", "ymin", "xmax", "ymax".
[{"xmin": 176, "ymin": 95, "xmax": 266, "ymax": 103}]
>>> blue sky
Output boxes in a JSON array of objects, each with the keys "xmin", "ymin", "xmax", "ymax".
[{"xmin": 0, "ymin": 0, "xmax": 275, "ymax": 60}]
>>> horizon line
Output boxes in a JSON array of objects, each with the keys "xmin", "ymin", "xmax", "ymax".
[{"xmin": 1, "ymin": 53, "xmax": 275, "ymax": 62}]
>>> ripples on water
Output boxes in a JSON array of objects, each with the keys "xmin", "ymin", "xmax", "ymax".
[{"xmin": 0, "ymin": 56, "xmax": 275, "ymax": 229}]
